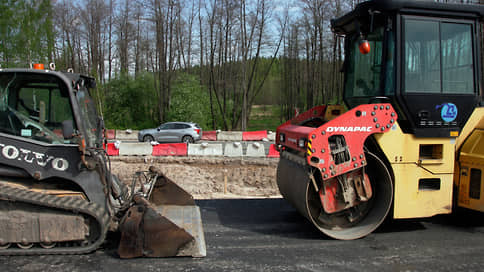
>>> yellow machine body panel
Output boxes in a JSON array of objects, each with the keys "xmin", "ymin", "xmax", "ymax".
[
  {"xmin": 324, "ymin": 105, "xmax": 346, "ymax": 121},
  {"xmin": 454, "ymin": 107, "xmax": 484, "ymax": 212},
  {"xmin": 455, "ymin": 108, "xmax": 484, "ymax": 151},
  {"xmin": 375, "ymin": 124, "xmax": 455, "ymax": 219}
]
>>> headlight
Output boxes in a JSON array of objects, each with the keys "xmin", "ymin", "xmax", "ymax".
[{"xmin": 298, "ymin": 138, "xmax": 307, "ymax": 148}]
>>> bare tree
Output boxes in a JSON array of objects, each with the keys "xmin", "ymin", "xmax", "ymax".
[
  {"xmin": 150, "ymin": 0, "xmax": 181, "ymax": 122},
  {"xmin": 54, "ymin": 0, "xmax": 78, "ymax": 71},
  {"xmin": 116, "ymin": 0, "xmax": 133, "ymax": 74},
  {"xmin": 238, "ymin": 0, "xmax": 273, "ymax": 130},
  {"xmin": 185, "ymin": 0, "xmax": 197, "ymax": 70},
  {"xmin": 78, "ymin": 0, "xmax": 108, "ymax": 80},
  {"xmin": 48, "ymin": 0, "xmax": 364, "ymax": 129},
  {"xmin": 107, "ymin": 0, "xmax": 114, "ymax": 81}
]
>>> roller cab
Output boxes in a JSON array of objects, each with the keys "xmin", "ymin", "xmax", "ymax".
[{"xmin": 276, "ymin": 0, "xmax": 484, "ymax": 239}]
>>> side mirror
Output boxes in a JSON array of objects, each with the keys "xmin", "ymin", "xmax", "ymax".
[{"xmin": 62, "ymin": 120, "xmax": 74, "ymax": 139}]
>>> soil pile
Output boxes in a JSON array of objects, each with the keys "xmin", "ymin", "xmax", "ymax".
[{"xmin": 110, "ymin": 156, "xmax": 281, "ymax": 199}]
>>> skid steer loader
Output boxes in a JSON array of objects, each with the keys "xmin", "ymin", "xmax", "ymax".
[
  {"xmin": 0, "ymin": 64, "xmax": 205, "ymax": 257},
  {"xmin": 276, "ymin": 0, "xmax": 484, "ymax": 240}
]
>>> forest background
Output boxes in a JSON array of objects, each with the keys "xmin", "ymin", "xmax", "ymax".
[{"xmin": 0, "ymin": 0, "xmax": 478, "ymax": 131}]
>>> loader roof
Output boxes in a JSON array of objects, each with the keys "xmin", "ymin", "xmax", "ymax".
[{"xmin": 0, "ymin": 68, "xmax": 96, "ymax": 89}]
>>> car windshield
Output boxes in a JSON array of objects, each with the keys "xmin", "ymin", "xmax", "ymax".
[{"xmin": 0, "ymin": 72, "xmax": 75, "ymax": 144}]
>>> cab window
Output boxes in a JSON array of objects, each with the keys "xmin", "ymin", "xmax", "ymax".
[
  {"xmin": 0, "ymin": 73, "xmax": 76, "ymax": 144},
  {"xmin": 404, "ymin": 18, "xmax": 475, "ymax": 94}
]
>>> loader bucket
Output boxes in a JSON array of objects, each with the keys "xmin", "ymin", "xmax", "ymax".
[{"xmin": 118, "ymin": 167, "xmax": 206, "ymax": 258}]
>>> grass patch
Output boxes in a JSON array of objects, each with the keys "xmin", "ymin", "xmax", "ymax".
[{"xmin": 247, "ymin": 105, "xmax": 282, "ymax": 131}]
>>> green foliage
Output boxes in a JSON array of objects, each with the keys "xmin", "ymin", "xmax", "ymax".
[
  {"xmin": 102, "ymin": 72, "xmax": 221, "ymax": 131},
  {"xmin": 103, "ymin": 72, "xmax": 158, "ymax": 130},
  {"xmin": 0, "ymin": 0, "xmax": 54, "ymax": 67},
  {"xmin": 252, "ymin": 58, "xmax": 283, "ymax": 105},
  {"xmin": 166, "ymin": 73, "xmax": 215, "ymax": 130}
]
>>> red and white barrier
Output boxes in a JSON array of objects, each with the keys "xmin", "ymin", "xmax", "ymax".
[
  {"xmin": 106, "ymin": 142, "xmax": 279, "ymax": 158},
  {"xmin": 105, "ymin": 129, "xmax": 116, "ymax": 140},
  {"xmin": 267, "ymin": 144, "xmax": 280, "ymax": 158},
  {"xmin": 188, "ymin": 143, "xmax": 224, "ymax": 156},
  {"xmin": 106, "ymin": 143, "xmax": 119, "ymax": 156},
  {"xmin": 107, "ymin": 129, "xmax": 275, "ymax": 142},
  {"xmin": 152, "ymin": 143, "xmax": 187, "ymax": 156},
  {"xmin": 201, "ymin": 131, "xmax": 217, "ymax": 141},
  {"xmin": 242, "ymin": 130, "xmax": 268, "ymax": 141},
  {"xmin": 119, "ymin": 142, "xmax": 152, "ymax": 156},
  {"xmin": 217, "ymin": 131, "xmax": 243, "ymax": 141}
]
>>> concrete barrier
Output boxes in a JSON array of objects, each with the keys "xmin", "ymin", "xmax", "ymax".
[
  {"xmin": 152, "ymin": 143, "xmax": 187, "ymax": 156},
  {"xmin": 201, "ymin": 131, "xmax": 217, "ymax": 141},
  {"xmin": 106, "ymin": 143, "xmax": 119, "ymax": 156},
  {"xmin": 105, "ymin": 129, "xmax": 116, "ymax": 140},
  {"xmin": 118, "ymin": 142, "xmax": 153, "ymax": 156},
  {"xmin": 188, "ymin": 143, "xmax": 223, "ymax": 156},
  {"xmin": 108, "ymin": 129, "xmax": 278, "ymax": 143},
  {"xmin": 224, "ymin": 142, "xmax": 243, "ymax": 157},
  {"xmin": 217, "ymin": 131, "xmax": 243, "ymax": 141},
  {"xmin": 242, "ymin": 130, "xmax": 268, "ymax": 141},
  {"xmin": 106, "ymin": 141, "xmax": 280, "ymax": 158},
  {"xmin": 267, "ymin": 131, "xmax": 276, "ymax": 141},
  {"xmin": 246, "ymin": 142, "xmax": 266, "ymax": 157}
]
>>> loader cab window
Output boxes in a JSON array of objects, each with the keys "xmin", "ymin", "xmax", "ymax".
[
  {"xmin": 18, "ymin": 84, "xmax": 75, "ymax": 132},
  {"xmin": 76, "ymin": 84, "xmax": 101, "ymax": 147},
  {"xmin": 0, "ymin": 72, "xmax": 77, "ymax": 144}
]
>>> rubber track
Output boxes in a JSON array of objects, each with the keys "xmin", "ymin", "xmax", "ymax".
[{"xmin": 0, "ymin": 182, "xmax": 111, "ymax": 255}]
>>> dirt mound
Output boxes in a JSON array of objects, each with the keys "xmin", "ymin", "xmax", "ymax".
[{"xmin": 110, "ymin": 156, "xmax": 280, "ymax": 199}]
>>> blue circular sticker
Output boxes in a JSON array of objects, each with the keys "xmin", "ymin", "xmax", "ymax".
[{"xmin": 441, "ymin": 103, "xmax": 458, "ymax": 122}]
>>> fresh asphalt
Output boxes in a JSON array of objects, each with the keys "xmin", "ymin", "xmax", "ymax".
[{"xmin": 2, "ymin": 198, "xmax": 484, "ymax": 272}]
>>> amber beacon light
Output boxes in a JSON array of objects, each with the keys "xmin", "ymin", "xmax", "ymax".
[
  {"xmin": 33, "ymin": 63, "xmax": 45, "ymax": 70},
  {"xmin": 359, "ymin": 40, "xmax": 371, "ymax": 55}
]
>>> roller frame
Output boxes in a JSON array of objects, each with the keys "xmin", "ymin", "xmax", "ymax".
[
  {"xmin": 277, "ymin": 104, "xmax": 397, "ymax": 180},
  {"xmin": 276, "ymin": 104, "xmax": 397, "ymax": 239}
]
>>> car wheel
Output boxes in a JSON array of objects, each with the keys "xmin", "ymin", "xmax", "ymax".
[
  {"xmin": 143, "ymin": 135, "xmax": 154, "ymax": 142},
  {"xmin": 182, "ymin": 136, "xmax": 194, "ymax": 143}
]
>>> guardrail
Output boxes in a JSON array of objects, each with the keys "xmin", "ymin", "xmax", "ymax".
[{"xmin": 106, "ymin": 142, "xmax": 280, "ymax": 158}]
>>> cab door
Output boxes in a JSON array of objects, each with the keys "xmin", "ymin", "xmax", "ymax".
[{"xmin": 397, "ymin": 15, "xmax": 480, "ymax": 138}]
